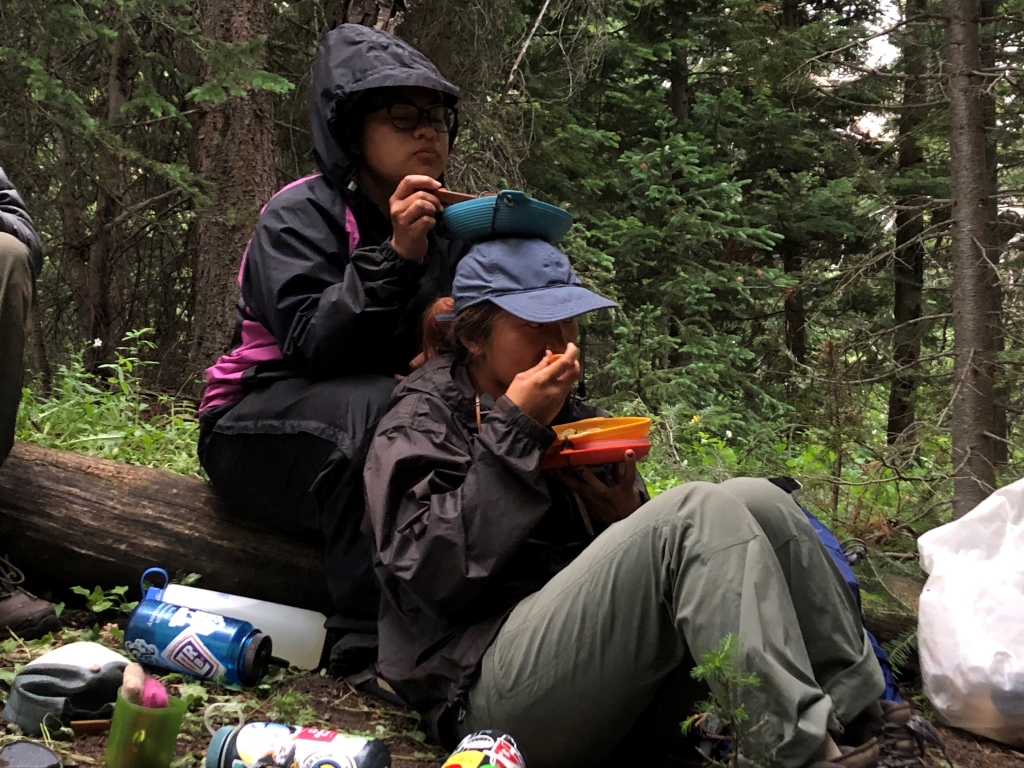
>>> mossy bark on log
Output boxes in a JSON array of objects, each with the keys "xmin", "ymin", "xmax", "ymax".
[{"xmin": 0, "ymin": 443, "xmax": 331, "ymax": 612}]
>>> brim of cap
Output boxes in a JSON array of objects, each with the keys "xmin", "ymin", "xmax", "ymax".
[{"xmin": 491, "ymin": 285, "xmax": 617, "ymax": 323}]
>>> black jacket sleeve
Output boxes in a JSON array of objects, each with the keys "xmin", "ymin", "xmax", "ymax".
[
  {"xmin": 243, "ymin": 191, "xmax": 428, "ymax": 379},
  {"xmin": 0, "ymin": 168, "xmax": 43, "ymax": 276},
  {"xmin": 365, "ymin": 393, "xmax": 557, "ymax": 617}
]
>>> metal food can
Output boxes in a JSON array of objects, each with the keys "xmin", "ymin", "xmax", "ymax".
[
  {"xmin": 442, "ymin": 730, "xmax": 525, "ymax": 768},
  {"xmin": 206, "ymin": 723, "xmax": 392, "ymax": 768}
]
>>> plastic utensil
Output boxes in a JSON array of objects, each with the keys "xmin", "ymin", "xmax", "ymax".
[
  {"xmin": 436, "ymin": 189, "xmax": 477, "ymax": 205},
  {"xmin": 106, "ymin": 688, "xmax": 186, "ymax": 768},
  {"xmin": 443, "ymin": 190, "xmax": 573, "ymax": 243}
]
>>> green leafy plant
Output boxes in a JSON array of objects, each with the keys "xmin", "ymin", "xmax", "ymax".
[
  {"xmin": 70, "ymin": 585, "xmax": 138, "ymax": 615},
  {"xmin": 177, "ymin": 682, "xmax": 211, "ymax": 710},
  {"xmin": 682, "ymin": 634, "xmax": 777, "ymax": 768},
  {"xmin": 17, "ymin": 331, "xmax": 201, "ymax": 477},
  {"xmin": 884, "ymin": 628, "xmax": 919, "ymax": 678},
  {"xmin": 265, "ymin": 688, "xmax": 319, "ymax": 727},
  {"xmin": 172, "ymin": 572, "xmax": 203, "ymax": 587}
]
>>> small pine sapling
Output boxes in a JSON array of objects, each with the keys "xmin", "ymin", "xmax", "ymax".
[{"xmin": 681, "ymin": 634, "xmax": 778, "ymax": 768}]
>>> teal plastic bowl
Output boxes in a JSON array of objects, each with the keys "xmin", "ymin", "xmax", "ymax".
[{"xmin": 443, "ymin": 190, "xmax": 573, "ymax": 243}]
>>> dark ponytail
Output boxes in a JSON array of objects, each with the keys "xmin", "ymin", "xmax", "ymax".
[{"xmin": 421, "ymin": 298, "xmax": 503, "ymax": 362}]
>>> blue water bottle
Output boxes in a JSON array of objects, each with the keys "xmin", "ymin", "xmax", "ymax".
[{"xmin": 124, "ymin": 600, "xmax": 273, "ymax": 686}]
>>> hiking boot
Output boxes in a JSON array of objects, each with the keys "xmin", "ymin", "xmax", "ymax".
[
  {"xmin": 0, "ymin": 555, "xmax": 60, "ymax": 640},
  {"xmin": 841, "ymin": 704, "xmax": 940, "ymax": 768},
  {"xmin": 840, "ymin": 700, "xmax": 914, "ymax": 746},
  {"xmin": 879, "ymin": 700, "xmax": 913, "ymax": 726},
  {"xmin": 807, "ymin": 738, "xmax": 880, "ymax": 768}
]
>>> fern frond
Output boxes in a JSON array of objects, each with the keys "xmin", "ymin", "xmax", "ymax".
[{"xmin": 884, "ymin": 627, "xmax": 919, "ymax": 676}]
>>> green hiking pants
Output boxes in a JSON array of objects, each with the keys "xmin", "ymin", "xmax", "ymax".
[
  {"xmin": 0, "ymin": 232, "xmax": 32, "ymax": 466},
  {"xmin": 455, "ymin": 478, "xmax": 884, "ymax": 768}
]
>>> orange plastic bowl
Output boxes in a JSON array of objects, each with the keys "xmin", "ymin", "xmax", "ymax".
[
  {"xmin": 540, "ymin": 417, "xmax": 653, "ymax": 470},
  {"xmin": 539, "ymin": 438, "xmax": 651, "ymax": 470},
  {"xmin": 552, "ymin": 417, "xmax": 652, "ymax": 444}
]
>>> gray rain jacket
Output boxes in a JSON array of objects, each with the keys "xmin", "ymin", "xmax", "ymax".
[
  {"xmin": 0, "ymin": 168, "xmax": 43, "ymax": 275},
  {"xmin": 363, "ymin": 354, "xmax": 648, "ymax": 742}
]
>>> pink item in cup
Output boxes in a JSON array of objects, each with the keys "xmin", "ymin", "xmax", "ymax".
[{"xmin": 140, "ymin": 677, "xmax": 169, "ymax": 709}]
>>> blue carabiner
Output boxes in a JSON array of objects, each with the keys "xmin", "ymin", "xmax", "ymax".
[{"xmin": 140, "ymin": 567, "xmax": 169, "ymax": 600}]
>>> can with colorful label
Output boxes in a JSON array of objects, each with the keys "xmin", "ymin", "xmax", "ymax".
[
  {"xmin": 206, "ymin": 723, "xmax": 391, "ymax": 768},
  {"xmin": 124, "ymin": 599, "xmax": 273, "ymax": 686},
  {"xmin": 442, "ymin": 730, "xmax": 526, "ymax": 768}
]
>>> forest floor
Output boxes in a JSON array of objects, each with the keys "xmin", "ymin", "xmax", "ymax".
[{"xmin": 4, "ymin": 624, "xmax": 1024, "ymax": 768}]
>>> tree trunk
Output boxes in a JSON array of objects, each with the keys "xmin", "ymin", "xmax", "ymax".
[
  {"xmin": 84, "ymin": 26, "xmax": 129, "ymax": 373},
  {"xmin": 0, "ymin": 443, "xmax": 330, "ymax": 612},
  {"xmin": 981, "ymin": 0, "xmax": 1006, "ymax": 464},
  {"xmin": 779, "ymin": 0, "xmax": 808, "ymax": 371},
  {"xmin": 782, "ymin": 0, "xmax": 802, "ymax": 28},
  {"xmin": 946, "ymin": 0, "xmax": 998, "ymax": 517},
  {"xmin": 887, "ymin": 0, "xmax": 929, "ymax": 447},
  {"xmin": 191, "ymin": 0, "xmax": 277, "ymax": 370},
  {"xmin": 669, "ymin": 41, "xmax": 689, "ymax": 123},
  {"xmin": 333, "ymin": 0, "xmax": 406, "ymax": 30},
  {"xmin": 27, "ymin": 298, "xmax": 51, "ymax": 397},
  {"xmin": 782, "ymin": 247, "xmax": 807, "ymax": 367}
]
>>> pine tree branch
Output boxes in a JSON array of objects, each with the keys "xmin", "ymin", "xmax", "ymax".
[{"xmin": 504, "ymin": 0, "xmax": 554, "ymax": 96}]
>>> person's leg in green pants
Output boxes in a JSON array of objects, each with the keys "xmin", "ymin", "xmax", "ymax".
[
  {"xmin": 719, "ymin": 478, "xmax": 884, "ymax": 727},
  {"xmin": 455, "ymin": 481, "xmax": 885, "ymax": 768},
  {"xmin": 0, "ymin": 232, "xmax": 59, "ymax": 640},
  {"xmin": 0, "ymin": 231, "xmax": 32, "ymax": 465}
]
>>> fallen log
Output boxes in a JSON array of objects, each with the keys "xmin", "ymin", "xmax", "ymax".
[
  {"xmin": 0, "ymin": 443, "xmax": 331, "ymax": 612},
  {"xmin": 863, "ymin": 610, "xmax": 916, "ymax": 645},
  {"xmin": 1, "ymin": 442, "xmax": 917, "ymax": 643}
]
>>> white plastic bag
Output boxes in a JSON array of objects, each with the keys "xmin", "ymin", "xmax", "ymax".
[{"xmin": 918, "ymin": 477, "xmax": 1024, "ymax": 746}]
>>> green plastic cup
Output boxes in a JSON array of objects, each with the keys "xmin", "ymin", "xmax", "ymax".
[{"xmin": 105, "ymin": 687, "xmax": 186, "ymax": 768}]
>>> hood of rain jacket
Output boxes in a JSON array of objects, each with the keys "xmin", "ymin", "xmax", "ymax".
[
  {"xmin": 0, "ymin": 168, "xmax": 43, "ymax": 275},
  {"xmin": 310, "ymin": 23, "xmax": 460, "ymax": 191}
]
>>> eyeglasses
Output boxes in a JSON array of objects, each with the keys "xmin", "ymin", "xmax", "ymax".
[{"xmin": 379, "ymin": 103, "xmax": 457, "ymax": 133}]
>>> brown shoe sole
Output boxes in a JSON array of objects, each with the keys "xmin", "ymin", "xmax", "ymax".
[{"xmin": 1, "ymin": 611, "xmax": 61, "ymax": 641}]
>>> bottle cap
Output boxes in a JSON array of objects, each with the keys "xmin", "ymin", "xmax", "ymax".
[
  {"xmin": 241, "ymin": 633, "xmax": 273, "ymax": 686},
  {"xmin": 205, "ymin": 726, "xmax": 235, "ymax": 768}
]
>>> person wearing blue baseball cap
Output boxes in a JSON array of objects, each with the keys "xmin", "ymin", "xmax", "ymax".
[{"xmin": 360, "ymin": 238, "xmax": 892, "ymax": 768}]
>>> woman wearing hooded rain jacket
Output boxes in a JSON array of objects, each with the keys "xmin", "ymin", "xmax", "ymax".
[
  {"xmin": 363, "ymin": 238, "xmax": 898, "ymax": 768},
  {"xmin": 198, "ymin": 24, "xmax": 466, "ymax": 624}
]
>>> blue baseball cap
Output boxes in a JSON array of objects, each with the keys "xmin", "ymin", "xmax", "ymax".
[{"xmin": 440, "ymin": 238, "xmax": 617, "ymax": 322}]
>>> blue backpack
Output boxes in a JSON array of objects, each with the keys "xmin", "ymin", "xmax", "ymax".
[{"xmin": 768, "ymin": 478, "xmax": 901, "ymax": 702}]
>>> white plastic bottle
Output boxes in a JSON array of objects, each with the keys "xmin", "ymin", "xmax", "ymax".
[{"xmin": 141, "ymin": 569, "xmax": 327, "ymax": 670}]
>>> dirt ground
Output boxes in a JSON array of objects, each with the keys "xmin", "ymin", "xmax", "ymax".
[
  {"xmin": 2, "ymin": 672, "xmax": 446, "ymax": 768},
  {"xmin": 2, "ymin": 616, "xmax": 1023, "ymax": 768},
  {"xmin": 930, "ymin": 726, "xmax": 1024, "ymax": 768},
  {"xmin": 5, "ymin": 671, "xmax": 1023, "ymax": 768}
]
